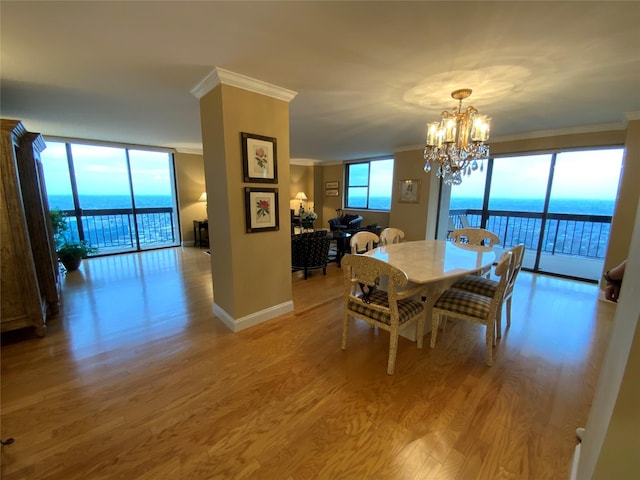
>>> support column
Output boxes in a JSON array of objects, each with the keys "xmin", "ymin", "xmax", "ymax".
[{"xmin": 192, "ymin": 68, "xmax": 297, "ymax": 331}]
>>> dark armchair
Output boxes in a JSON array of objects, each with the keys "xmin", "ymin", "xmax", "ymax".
[
  {"xmin": 328, "ymin": 209, "xmax": 363, "ymax": 234},
  {"xmin": 291, "ymin": 231, "xmax": 331, "ymax": 279}
]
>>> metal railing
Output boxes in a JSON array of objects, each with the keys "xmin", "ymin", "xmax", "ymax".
[
  {"xmin": 59, "ymin": 207, "xmax": 178, "ymax": 254},
  {"xmin": 449, "ymin": 209, "xmax": 612, "ymax": 259}
]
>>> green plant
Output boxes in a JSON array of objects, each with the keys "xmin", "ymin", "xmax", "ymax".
[
  {"xmin": 49, "ymin": 208, "xmax": 98, "ymax": 261},
  {"xmin": 56, "ymin": 241, "xmax": 98, "ymax": 261}
]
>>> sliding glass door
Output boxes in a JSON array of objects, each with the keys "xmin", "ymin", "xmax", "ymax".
[
  {"xmin": 446, "ymin": 148, "xmax": 624, "ymax": 281},
  {"xmin": 41, "ymin": 141, "xmax": 180, "ymax": 255},
  {"xmin": 539, "ymin": 150, "xmax": 622, "ymax": 279}
]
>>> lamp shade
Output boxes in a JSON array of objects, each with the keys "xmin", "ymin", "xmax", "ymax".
[
  {"xmin": 295, "ymin": 192, "xmax": 307, "ymax": 201},
  {"xmin": 198, "ymin": 192, "xmax": 207, "ymax": 202}
]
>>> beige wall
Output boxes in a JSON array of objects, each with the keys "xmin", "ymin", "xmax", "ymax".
[
  {"xmin": 321, "ymin": 164, "xmax": 343, "ymax": 228},
  {"xmin": 200, "ymin": 83, "xmax": 292, "ymax": 322},
  {"xmin": 606, "ymin": 121, "xmax": 640, "ymax": 274},
  {"xmin": 174, "ymin": 151, "xmax": 206, "ymax": 245},
  {"xmin": 290, "ymin": 164, "xmax": 314, "ymax": 214},
  {"xmin": 389, "ymin": 150, "xmax": 432, "ymax": 241}
]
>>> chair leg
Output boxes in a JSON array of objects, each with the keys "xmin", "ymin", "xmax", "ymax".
[
  {"xmin": 430, "ymin": 313, "xmax": 439, "ymax": 348},
  {"xmin": 496, "ymin": 304, "xmax": 503, "ymax": 339},
  {"xmin": 416, "ymin": 313, "xmax": 425, "ymax": 349},
  {"xmin": 506, "ymin": 297, "xmax": 513, "ymax": 328},
  {"xmin": 485, "ymin": 323, "xmax": 494, "ymax": 366},
  {"xmin": 341, "ymin": 313, "xmax": 349, "ymax": 350},
  {"xmin": 387, "ymin": 326, "xmax": 399, "ymax": 375}
]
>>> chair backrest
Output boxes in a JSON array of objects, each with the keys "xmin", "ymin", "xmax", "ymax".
[
  {"xmin": 291, "ymin": 231, "xmax": 330, "ymax": 269},
  {"xmin": 450, "ymin": 227, "xmax": 500, "ymax": 247},
  {"xmin": 504, "ymin": 244, "xmax": 525, "ymax": 300},
  {"xmin": 490, "ymin": 250, "xmax": 514, "ymax": 305},
  {"xmin": 380, "ymin": 227, "xmax": 405, "ymax": 246},
  {"xmin": 350, "ymin": 231, "xmax": 380, "ymax": 253},
  {"xmin": 341, "ymin": 254, "xmax": 408, "ymax": 305}
]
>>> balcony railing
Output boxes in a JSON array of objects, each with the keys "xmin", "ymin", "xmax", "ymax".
[
  {"xmin": 449, "ymin": 209, "xmax": 612, "ymax": 259},
  {"xmin": 59, "ymin": 207, "xmax": 178, "ymax": 254}
]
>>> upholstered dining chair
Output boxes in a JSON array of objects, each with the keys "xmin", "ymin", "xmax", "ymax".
[
  {"xmin": 379, "ymin": 227, "xmax": 405, "ymax": 246},
  {"xmin": 450, "ymin": 227, "xmax": 500, "ymax": 247},
  {"xmin": 449, "ymin": 244, "xmax": 525, "ymax": 338},
  {"xmin": 341, "ymin": 254, "xmax": 427, "ymax": 375},
  {"xmin": 350, "ymin": 231, "xmax": 380, "ymax": 254},
  {"xmin": 450, "ymin": 227, "xmax": 500, "ymax": 277},
  {"xmin": 430, "ymin": 249, "xmax": 513, "ymax": 366}
]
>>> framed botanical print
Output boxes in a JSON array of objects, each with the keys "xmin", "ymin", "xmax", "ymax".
[
  {"xmin": 245, "ymin": 187, "xmax": 279, "ymax": 233},
  {"xmin": 241, "ymin": 132, "xmax": 277, "ymax": 183},
  {"xmin": 398, "ymin": 179, "xmax": 421, "ymax": 203}
]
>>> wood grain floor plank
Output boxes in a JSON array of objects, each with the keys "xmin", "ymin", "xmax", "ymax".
[{"xmin": 1, "ymin": 247, "xmax": 615, "ymax": 479}]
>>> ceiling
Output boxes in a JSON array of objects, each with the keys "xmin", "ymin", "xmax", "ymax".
[{"xmin": 2, "ymin": 1, "xmax": 639, "ymax": 163}]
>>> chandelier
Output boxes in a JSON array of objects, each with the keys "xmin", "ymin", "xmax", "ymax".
[{"xmin": 423, "ymin": 88, "xmax": 491, "ymax": 185}]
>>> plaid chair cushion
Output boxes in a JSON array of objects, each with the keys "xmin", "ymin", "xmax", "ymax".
[
  {"xmin": 433, "ymin": 289, "xmax": 492, "ymax": 319},
  {"xmin": 348, "ymin": 290, "xmax": 424, "ymax": 325},
  {"xmin": 451, "ymin": 275, "xmax": 497, "ymax": 297}
]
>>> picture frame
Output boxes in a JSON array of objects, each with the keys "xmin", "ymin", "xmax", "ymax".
[
  {"xmin": 325, "ymin": 189, "xmax": 339, "ymax": 197},
  {"xmin": 241, "ymin": 132, "xmax": 277, "ymax": 183},
  {"xmin": 398, "ymin": 179, "xmax": 421, "ymax": 203},
  {"xmin": 325, "ymin": 181, "xmax": 339, "ymax": 189},
  {"xmin": 245, "ymin": 187, "xmax": 279, "ymax": 233}
]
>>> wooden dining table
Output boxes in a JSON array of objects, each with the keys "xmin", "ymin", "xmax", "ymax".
[{"xmin": 365, "ymin": 239, "xmax": 497, "ymax": 341}]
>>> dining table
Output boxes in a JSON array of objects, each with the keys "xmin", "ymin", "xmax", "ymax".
[{"xmin": 365, "ymin": 239, "xmax": 497, "ymax": 341}]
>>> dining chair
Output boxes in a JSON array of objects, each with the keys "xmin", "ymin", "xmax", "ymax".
[
  {"xmin": 449, "ymin": 244, "xmax": 525, "ymax": 337},
  {"xmin": 379, "ymin": 227, "xmax": 405, "ymax": 246},
  {"xmin": 430, "ymin": 249, "xmax": 513, "ymax": 366},
  {"xmin": 450, "ymin": 227, "xmax": 500, "ymax": 247},
  {"xmin": 341, "ymin": 254, "xmax": 427, "ymax": 374},
  {"xmin": 450, "ymin": 227, "xmax": 500, "ymax": 277},
  {"xmin": 350, "ymin": 231, "xmax": 380, "ymax": 254}
]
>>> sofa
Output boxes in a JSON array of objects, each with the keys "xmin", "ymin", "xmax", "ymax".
[{"xmin": 328, "ymin": 211, "xmax": 363, "ymax": 234}]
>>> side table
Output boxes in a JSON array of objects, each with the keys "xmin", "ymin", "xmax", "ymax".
[{"xmin": 193, "ymin": 219, "xmax": 209, "ymax": 248}]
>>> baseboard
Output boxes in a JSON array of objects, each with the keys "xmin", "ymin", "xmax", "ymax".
[
  {"xmin": 569, "ymin": 442, "xmax": 581, "ymax": 480},
  {"xmin": 212, "ymin": 300, "xmax": 294, "ymax": 332}
]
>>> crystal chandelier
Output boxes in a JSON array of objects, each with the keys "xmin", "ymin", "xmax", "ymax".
[{"xmin": 423, "ymin": 88, "xmax": 491, "ymax": 185}]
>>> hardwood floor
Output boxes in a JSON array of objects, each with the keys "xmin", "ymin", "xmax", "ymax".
[{"xmin": 1, "ymin": 247, "xmax": 616, "ymax": 479}]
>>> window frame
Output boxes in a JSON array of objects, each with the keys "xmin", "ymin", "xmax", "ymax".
[{"xmin": 344, "ymin": 157, "xmax": 394, "ymax": 211}]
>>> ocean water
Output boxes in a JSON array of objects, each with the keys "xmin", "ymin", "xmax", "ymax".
[
  {"xmin": 48, "ymin": 194, "xmax": 174, "ymax": 210},
  {"xmin": 450, "ymin": 197, "xmax": 616, "ymax": 216},
  {"xmin": 346, "ymin": 195, "xmax": 616, "ymax": 216}
]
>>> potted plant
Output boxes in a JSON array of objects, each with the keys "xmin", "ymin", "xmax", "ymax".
[
  {"xmin": 300, "ymin": 210, "xmax": 318, "ymax": 230},
  {"xmin": 49, "ymin": 208, "xmax": 98, "ymax": 271}
]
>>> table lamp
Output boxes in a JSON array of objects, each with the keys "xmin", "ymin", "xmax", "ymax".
[
  {"xmin": 198, "ymin": 192, "xmax": 207, "ymax": 220},
  {"xmin": 295, "ymin": 191, "xmax": 307, "ymax": 212}
]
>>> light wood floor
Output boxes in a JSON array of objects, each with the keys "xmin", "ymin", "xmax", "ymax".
[{"xmin": 1, "ymin": 247, "xmax": 616, "ymax": 479}]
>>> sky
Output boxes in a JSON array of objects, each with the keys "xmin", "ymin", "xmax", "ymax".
[
  {"xmin": 41, "ymin": 141, "xmax": 173, "ymax": 196},
  {"xmin": 451, "ymin": 148, "xmax": 624, "ymax": 200}
]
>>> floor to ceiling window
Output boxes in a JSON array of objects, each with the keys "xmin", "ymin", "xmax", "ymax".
[
  {"xmin": 41, "ymin": 140, "xmax": 180, "ymax": 255},
  {"xmin": 446, "ymin": 147, "xmax": 624, "ymax": 281}
]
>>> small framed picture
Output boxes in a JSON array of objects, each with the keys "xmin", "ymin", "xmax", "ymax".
[
  {"xmin": 241, "ymin": 132, "xmax": 277, "ymax": 183},
  {"xmin": 398, "ymin": 179, "xmax": 421, "ymax": 203},
  {"xmin": 325, "ymin": 181, "xmax": 339, "ymax": 189},
  {"xmin": 325, "ymin": 189, "xmax": 339, "ymax": 197},
  {"xmin": 245, "ymin": 187, "xmax": 279, "ymax": 233}
]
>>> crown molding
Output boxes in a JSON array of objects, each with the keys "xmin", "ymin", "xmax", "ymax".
[
  {"xmin": 490, "ymin": 122, "xmax": 626, "ymax": 143},
  {"xmin": 191, "ymin": 67, "xmax": 297, "ymax": 102},
  {"xmin": 175, "ymin": 147, "xmax": 204, "ymax": 155}
]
